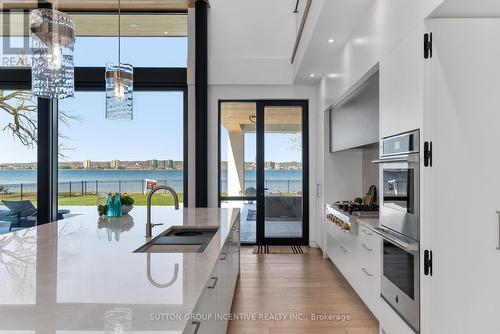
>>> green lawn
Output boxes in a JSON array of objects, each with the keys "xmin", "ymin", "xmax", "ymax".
[{"xmin": 0, "ymin": 193, "xmax": 184, "ymax": 206}]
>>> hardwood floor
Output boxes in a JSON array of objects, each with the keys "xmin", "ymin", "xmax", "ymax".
[{"xmin": 227, "ymin": 246, "xmax": 379, "ymax": 334}]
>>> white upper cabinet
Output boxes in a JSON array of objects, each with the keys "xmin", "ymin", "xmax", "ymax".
[
  {"xmin": 379, "ymin": 25, "xmax": 424, "ymax": 138},
  {"xmin": 422, "ymin": 18, "xmax": 500, "ymax": 334}
]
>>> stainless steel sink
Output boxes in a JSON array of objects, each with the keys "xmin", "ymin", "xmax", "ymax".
[{"xmin": 134, "ymin": 226, "xmax": 219, "ymax": 253}]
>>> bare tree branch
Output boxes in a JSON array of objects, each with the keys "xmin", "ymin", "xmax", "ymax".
[{"xmin": 0, "ymin": 90, "xmax": 80, "ymax": 158}]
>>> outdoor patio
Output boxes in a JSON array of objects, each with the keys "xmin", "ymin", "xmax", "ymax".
[{"xmin": 223, "ymin": 201, "xmax": 302, "ymax": 243}]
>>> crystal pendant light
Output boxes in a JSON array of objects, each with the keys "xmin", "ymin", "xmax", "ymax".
[
  {"xmin": 105, "ymin": 0, "xmax": 133, "ymax": 120},
  {"xmin": 30, "ymin": 8, "xmax": 75, "ymax": 99}
]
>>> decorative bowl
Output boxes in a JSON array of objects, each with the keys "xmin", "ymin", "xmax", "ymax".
[{"xmin": 121, "ymin": 205, "xmax": 134, "ymax": 215}]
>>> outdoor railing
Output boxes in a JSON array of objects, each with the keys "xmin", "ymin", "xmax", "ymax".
[
  {"xmin": 0, "ymin": 179, "xmax": 302, "ymax": 202},
  {"xmin": 0, "ymin": 179, "xmax": 183, "ymax": 201}
]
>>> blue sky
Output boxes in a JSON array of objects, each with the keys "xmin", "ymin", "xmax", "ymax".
[{"xmin": 0, "ymin": 36, "xmax": 301, "ymax": 163}]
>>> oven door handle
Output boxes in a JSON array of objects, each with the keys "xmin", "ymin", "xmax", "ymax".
[
  {"xmin": 371, "ymin": 227, "xmax": 419, "ymax": 252},
  {"xmin": 372, "ymin": 154, "xmax": 419, "ymax": 164}
]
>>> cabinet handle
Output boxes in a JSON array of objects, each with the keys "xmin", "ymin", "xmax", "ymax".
[
  {"xmin": 191, "ymin": 321, "xmax": 201, "ymax": 334},
  {"xmin": 362, "ymin": 243, "xmax": 373, "ymax": 252},
  {"xmin": 219, "ymin": 252, "xmax": 227, "ymax": 260},
  {"xmin": 361, "ymin": 267, "xmax": 374, "ymax": 277},
  {"xmin": 340, "ymin": 245, "xmax": 348, "ymax": 253},
  {"xmin": 207, "ymin": 276, "xmax": 218, "ymax": 289},
  {"xmin": 497, "ymin": 211, "xmax": 500, "ymax": 250},
  {"xmin": 362, "ymin": 228, "xmax": 373, "ymax": 236}
]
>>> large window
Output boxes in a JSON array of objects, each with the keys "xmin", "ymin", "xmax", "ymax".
[
  {"xmin": 74, "ymin": 36, "xmax": 187, "ymax": 68},
  {"xmin": 57, "ymin": 91, "xmax": 185, "ymax": 207},
  {"xmin": 0, "ymin": 90, "xmax": 38, "ymax": 234},
  {"xmin": 0, "ymin": 10, "xmax": 188, "ymax": 232}
]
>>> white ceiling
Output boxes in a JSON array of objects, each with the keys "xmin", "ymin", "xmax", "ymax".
[
  {"xmin": 209, "ymin": 0, "xmax": 296, "ymax": 60},
  {"xmin": 431, "ymin": 0, "xmax": 500, "ymax": 18},
  {"xmin": 293, "ymin": 0, "xmax": 377, "ymax": 85}
]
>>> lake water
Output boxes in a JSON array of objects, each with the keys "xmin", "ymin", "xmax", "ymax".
[{"xmin": 0, "ymin": 169, "xmax": 302, "ymax": 193}]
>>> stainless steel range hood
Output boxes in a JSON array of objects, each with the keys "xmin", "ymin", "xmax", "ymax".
[{"xmin": 329, "ymin": 70, "xmax": 379, "ymax": 152}]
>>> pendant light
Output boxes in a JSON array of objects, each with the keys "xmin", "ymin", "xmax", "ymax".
[
  {"xmin": 30, "ymin": 7, "xmax": 75, "ymax": 99},
  {"xmin": 105, "ymin": 0, "xmax": 133, "ymax": 120}
]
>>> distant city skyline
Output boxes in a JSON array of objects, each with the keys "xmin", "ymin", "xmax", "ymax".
[
  {"xmin": 1, "ymin": 36, "xmax": 302, "ymax": 165},
  {"xmin": 0, "ymin": 159, "xmax": 301, "ymax": 171}
]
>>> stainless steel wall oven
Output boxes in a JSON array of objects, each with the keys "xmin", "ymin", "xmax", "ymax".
[{"xmin": 373, "ymin": 130, "xmax": 420, "ymax": 332}]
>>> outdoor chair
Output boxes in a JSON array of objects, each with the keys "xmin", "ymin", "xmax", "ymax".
[{"xmin": 1, "ymin": 200, "xmax": 70, "ymax": 232}]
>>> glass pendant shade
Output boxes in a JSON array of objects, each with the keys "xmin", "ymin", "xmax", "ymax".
[
  {"xmin": 105, "ymin": 63, "xmax": 134, "ymax": 120},
  {"xmin": 30, "ymin": 8, "xmax": 75, "ymax": 99}
]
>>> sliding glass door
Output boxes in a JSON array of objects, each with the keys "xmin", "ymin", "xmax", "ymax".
[{"xmin": 220, "ymin": 100, "xmax": 308, "ymax": 245}]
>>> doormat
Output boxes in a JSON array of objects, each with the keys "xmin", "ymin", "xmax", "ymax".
[{"xmin": 253, "ymin": 245, "xmax": 309, "ymax": 254}]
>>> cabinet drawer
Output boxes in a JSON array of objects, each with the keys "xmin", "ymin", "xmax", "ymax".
[
  {"xmin": 330, "ymin": 223, "xmax": 357, "ymax": 254},
  {"xmin": 326, "ymin": 232, "xmax": 352, "ymax": 276},
  {"xmin": 358, "ymin": 224, "xmax": 376, "ymax": 241},
  {"xmin": 326, "ymin": 232, "xmax": 338, "ymax": 261},
  {"xmin": 357, "ymin": 262, "xmax": 380, "ymax": 311},
  {"xmin": 188, "ymin": 274, "xmax": 218, "ymax": 334},
  {"xmin": 325, "ymin": 220, "xmax": 336, "ymax": 237},
  {"xmin": 358, "ymin": 234, "xmax": 380, "ymax": 273}
]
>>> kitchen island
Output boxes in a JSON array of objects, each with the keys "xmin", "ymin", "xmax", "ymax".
[{"xmin": 0, "ymin": 206, "xmax": 240, "ymax": 333}]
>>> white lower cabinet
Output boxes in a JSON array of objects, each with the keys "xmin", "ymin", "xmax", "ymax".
[
  {"xmin": 356, "ymin": 225, "xmax": 380, "ymax": 309},
  {"xmin": 186, "ymin": 218, "xmax": 240, "ymax": 334},
  {"xmin": 325, "ymin": 219, "xmax": 414, "ymax": 334}
]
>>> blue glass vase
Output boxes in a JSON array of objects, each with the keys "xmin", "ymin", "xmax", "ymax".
[
  {"xmin": 113, "ymin": 193, "xmax": 122, "ymax": 217},
  {"xmin": 106, "ymin": 194, "xmax": 114, "ymax": 217}
]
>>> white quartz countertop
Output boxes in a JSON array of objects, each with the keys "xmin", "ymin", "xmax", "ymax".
[{"xmin": 0, "ymin": 206, "xmax": 239, "ymax": 333}]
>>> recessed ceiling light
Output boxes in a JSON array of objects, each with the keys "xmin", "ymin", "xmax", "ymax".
[
  {"xmin": 353, "ymin": 37, "xmax": 366, "ymax": 44},
  {"xmin": 164, "ymin": 31, "xmax": 169, "ymax": 35},
  {"xmin": 328, "ymin": 38, "xmax": 334, "ymax": 43},
  {"xmin": 309, "ymin": 74, "xmax": 315, "ymax": 78},
  {"xmin": 130, "ymin": 24, "xmax": 139, "ymax": 28},
  {"xmin": 328, "ymin": 73, "xmax": 340, "ymax": 78}
]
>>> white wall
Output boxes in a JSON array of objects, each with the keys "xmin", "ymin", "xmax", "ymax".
[
  {"xmin": 362, "ymin": 147, "xmax": 379, "ymax": 197},
  {"xmin": 208, "ymin": 0, "xmax": 296, "ymax": 85},
  {"xmin": 317, "ymin": 0, "xmax": 445, "ymax": 111}
]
